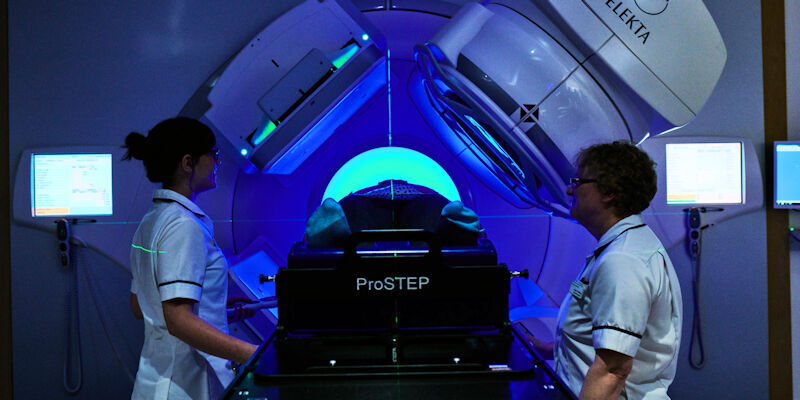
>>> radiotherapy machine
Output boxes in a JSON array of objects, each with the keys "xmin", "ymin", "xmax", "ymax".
[
  {"xmin": 186, "ymin": 1, "xmax": 730, "ymax": 397},
  {"xmin": 15, "ymin": 0, "xmax": 759, "ymax": 398},
  {"xmin": 189, "ymin": 0, "xmax": 727, "ymax": 218}
]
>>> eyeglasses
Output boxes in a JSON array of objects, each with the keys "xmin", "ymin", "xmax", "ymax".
[
  {"xmin": 569, "ymin": 177, "xmax": 597, "ymax": 187},
  {"xmin": 209, "ymin": 147, "xmax": 220, "ymax": 165}
]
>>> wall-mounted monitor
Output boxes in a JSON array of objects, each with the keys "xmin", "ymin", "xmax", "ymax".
[
  {"xmin": 30, "ymin": 153, "xmax": 113, "ymax": 217},
  {"xmin": 774, "ymin": 141, "xmax": 800, "ymax": 208},
  {"xmin": 639, "ymin": 136, "xmax": 761, "ymax": 249},
  {"xmin": 14, "ymin": 146, "xmax": 146, "ymax": 268},
  {"xmin": 665, "ymin": 142, "xmax": 744, "ymax": 205}
]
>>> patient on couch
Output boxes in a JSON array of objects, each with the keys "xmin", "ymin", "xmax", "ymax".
[{"xmin": 305, "ymin": 180, "xmax": 483, "ymax": 248}]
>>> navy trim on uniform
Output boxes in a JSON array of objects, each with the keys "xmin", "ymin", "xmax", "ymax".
[
  {"xmin": 158, "ymin": 280, "xmax": 202, "ymax": 288},
  {"xmin": 592, "ymin": 325, "xmax": 643, "ymax": 339},
  {"xmin": 593, "ymin": 224, "xmax": 647, "ymax": 258}
]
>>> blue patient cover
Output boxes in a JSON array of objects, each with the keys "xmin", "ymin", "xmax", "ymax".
[{"xmin": 305, "ymin": 198, "xmax": 352, "ymax": 248}]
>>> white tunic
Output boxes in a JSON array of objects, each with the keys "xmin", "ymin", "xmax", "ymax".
[
  {"xmin": 554, "ymin": 214, "xmax": 683, "ymax": 399},
  {"xmin": 130, "ymin": 189, "xmax": 233, "ymax": 400}
]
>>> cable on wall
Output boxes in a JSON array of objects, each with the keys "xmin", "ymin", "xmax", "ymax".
[
  {"xmin": 61, "ymin": 226, "xmax": 139, "ymax": 393},
  {"xmin": 684, "ymin": 207, "xmax": 720, "ymax": 370},
  {"xmin": 78, "ymin": 244, "xmax": 137, "ymax": 383},
  {"xmin": 62, "ymin": 221, "xmax": 82, "ymax": 394}
]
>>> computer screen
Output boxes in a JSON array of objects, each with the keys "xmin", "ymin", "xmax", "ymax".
[
  {"xmin": 774, "ymin": 141, "xmax": 800, "ymax": 208},
  {"xmin": 31, "ymin": 153, "xmax": 113, "ymax": 217},
  {"xmin": 665, "ymin": 142, "xmax": 744, "ymax": 205}
]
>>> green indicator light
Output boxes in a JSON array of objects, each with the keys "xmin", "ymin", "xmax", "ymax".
[
  {"xmin": 332, "ymin": 43, "xmax": 359, "ymax": 69},
  {"xmin": 240, "ymin": 149, "xmax": 248, "ymax": 156},
  {"xmin": 253, "ymin": 120, "xmax": 277, "ymax": 146},
  {"xmin": 132, "ymin": 244, "xmax": 166, "ymax": 254},
  {"xmin": 362, "ymin": 33, "xmax": 369, "ymax": 41},
  {"xmin": 394, "ymin": 299, "xmax": 400, "ymax": 327},
  {"xmin": 791, "ymin": 227, "xmax": 795, "ymax": 232}
]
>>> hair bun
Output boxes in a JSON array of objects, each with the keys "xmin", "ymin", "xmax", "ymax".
[{"xmin": 122, "ymin": 132, "xmax": 151, "ymax": 161}]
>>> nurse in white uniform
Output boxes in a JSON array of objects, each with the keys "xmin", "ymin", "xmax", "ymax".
[
  {"xmin": 529, "ymin": 141, "xmax": 682, "ymax": 399},
  {"xmin": 125, "ymin": 117, "xmax": 258, "ymax": 400}
]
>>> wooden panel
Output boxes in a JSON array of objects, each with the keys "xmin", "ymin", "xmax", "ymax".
[{"xmin": 762, "ymin": 1, "xmax": 792, "ymax": 398}]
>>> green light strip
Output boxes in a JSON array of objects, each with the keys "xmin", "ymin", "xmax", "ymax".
[
  {"xmin": 253, "ymin": 120, "xmax": 277, "ymax": 146},
  {"xmin": 332, "ymin": 43, "xmax": 359, "ymax": 69},
  {"xmin": 132, "ymin": 244, "xmax": 166, "ymax": 254}
]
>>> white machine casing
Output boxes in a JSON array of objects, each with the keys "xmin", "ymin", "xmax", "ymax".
[
  {"xmin": 201, "ymin": 0, "xmax": 386, "ymax": 174},
  {"xmin": 543, "ymin": 0, "xmax": 727, "ymax": 126},
  {"xmin": 414, "ymin": 0, "xmax": 726, "ymax": 216},
  {"xmin": 440, "ymin": 0, "xmax": 727, "ymax": 127}
]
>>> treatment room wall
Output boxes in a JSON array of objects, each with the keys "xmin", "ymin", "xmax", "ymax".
[
  {"xmin": 661, "ymin": 0, "xmax": 769, "ymax": 398},
  {"xmin": 8, "ymin": 1, "xmax": 302, "ymax": 398},
  {"xmin": 7, "ymin": 0, "xmax": 772, "ymax": 399},
  {"xmin": 787, "ymin": 0, "xmax": 800, "ymax": 397}
]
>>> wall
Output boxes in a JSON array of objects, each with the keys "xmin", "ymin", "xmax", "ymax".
[
  {"xmin": 8, "ymin": 1, "xmax": 300, "ymax": 398},
  {"xmin": 786, "ymin": 0, "xmax": 800, "ymax": 397},
  {"xmin": 663, "ymin": 0, "xmax": 769, "ymax": 398}
]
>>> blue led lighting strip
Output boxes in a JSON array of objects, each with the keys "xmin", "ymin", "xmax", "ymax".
[
  {"xmin": 387, "ymin": 49, "xmax": 392, "ymax": 148},
  {"xmin": 386, "ymin": 49, "xmax": 393, "ymax": 198}
]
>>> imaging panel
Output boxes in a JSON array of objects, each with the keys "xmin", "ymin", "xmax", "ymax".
[{"xmin": 200, "ymin": 0, "xmax": 387, "ymax": 174}]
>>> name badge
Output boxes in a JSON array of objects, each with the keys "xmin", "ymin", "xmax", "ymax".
[{"xmin": 570, "ymin": 280, "xmax": 587, "ymax": 300}]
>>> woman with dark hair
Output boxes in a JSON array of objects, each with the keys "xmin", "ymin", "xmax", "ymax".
[{"xmin": 124, "ymin": 117, "xmax": 257, "ymax": 400}]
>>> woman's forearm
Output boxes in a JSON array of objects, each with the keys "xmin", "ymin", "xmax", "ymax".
[{"xmin": 162, "ymin": 299, "xmax": 258, "ymax": 364}]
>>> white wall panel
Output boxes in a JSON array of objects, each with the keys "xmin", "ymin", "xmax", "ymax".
[{"xmin": 660, "ymin": 0, "xmax": 769, "ymax": 398}]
